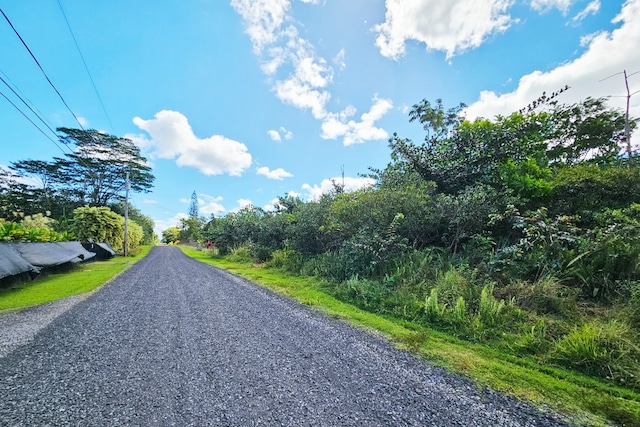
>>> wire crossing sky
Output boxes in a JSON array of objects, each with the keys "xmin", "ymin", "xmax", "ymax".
[{"xmin": 0, "ymin": 0, "xmax": 638, "ymax": 236}]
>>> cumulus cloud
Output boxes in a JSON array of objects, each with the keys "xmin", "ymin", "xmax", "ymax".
[
  {"xmin": 267, "ymin": 126, "xmax": 294, "ymax": 141},
  {"xmin": 464, "ymin": 0, "xmax": 640, "ymax": 121},
  {"xmin": 373, "ymin": 0, "xmax": 515, "ymax": 60},
  {"xmin": 198, "ymin": 193, "xmax": 226, "ymax": 216},
  {"xmin": 229, "ymin": 198, "xmax": 254, "ymax": 213},
  {"xmin": 321, "ymin": 96, "xmax": 394, "ymax": 145},
  {"xmin": 129, "ymin": 110, "xmax": 252, "ymax": 176},
  {"xmin": 232, "ymin": 0, "xmax": 393, "ymax": 145},
  {"xmin": 301, "ymin": 176, "xmax": 375, "ymax": 200},
  {"xmin": 256, "ymin": 166, "xmax": 294, "ymax": 180}
]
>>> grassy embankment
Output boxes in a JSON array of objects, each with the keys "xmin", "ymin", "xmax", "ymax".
[
  {"xmin": 0, "ymin": 245, "xmax": 152, "ymax": 311},
  {"xmin": 180, "ymin": 245, "xmax": 640, "ymax": 427}
]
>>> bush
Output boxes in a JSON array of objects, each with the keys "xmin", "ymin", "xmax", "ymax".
[
  {"xmin": 333, "ymin": 276, "xmax": 391, "ymax": 312},
  {"xmin": 227, "ymin": 245, "xmax": 254, "ymax": 263},
  {"xmin": 553, "ymin": 320, "xmax": 640, "ymax": 385},
  {"xmin": 266, "ymin": 249, "xmax": 304, "ymax": 272},
  {"xmin": 516, "ymin": 275, "xmax": 578, "ymax": 317}
]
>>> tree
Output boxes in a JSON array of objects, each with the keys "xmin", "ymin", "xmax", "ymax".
[
  {"xmin": 72, "ymin": 205, "xmax": 143, "ymax": 254},
  {"xmin": 188, "ymin": 191, "xmax": 199, "ymax": 219},
  {"xmin": 11, "ymin": 128, "xmax": 154, "ymax": 208},
  {"xmin": 162, "ymin": 227, "xmax": 180, "ymax": 244},
  {"xmin": 110, "ymin": 202, "xmax": 157, "ymax": 245}
]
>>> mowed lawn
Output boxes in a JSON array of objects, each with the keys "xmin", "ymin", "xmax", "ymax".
[{"xmin": 0, "ymin": 246, "xmax": 151, "ymax": 311}]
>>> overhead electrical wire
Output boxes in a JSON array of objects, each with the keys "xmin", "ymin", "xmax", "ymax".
[
  {"xmin": 0, "ymin": 6, "xmax": 86, "ymax": 131},
  {"xmin": 0, "ymin": 88, "xmax": 67, "ymax": 154},
  {"xmin": 0, "ymin": 68, "xmax": 57, "ymax": 133},
  {"xmin": 57, "ymin": 0, "xmax": 115, "ymax": 134},
  {"xmin": 0, "ymin": 75, "xmax": 62, "ymax": 142}
]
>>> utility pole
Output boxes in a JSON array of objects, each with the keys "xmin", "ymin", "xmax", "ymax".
[
  {"xmin": 124, "ymin": 169, "xmax": 130, "ymax": 257},
  {"xmin": 601, "ymin": 70, "xmax": 639, "ymax": 160},
  {"xmin": 624, "ymin": 70, "xmax": 635, "ymax": 159}
]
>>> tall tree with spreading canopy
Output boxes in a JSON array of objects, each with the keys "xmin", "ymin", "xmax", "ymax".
[{"xmin": 10, "ymin": 128, "xmax": 154, "ymax": 210}]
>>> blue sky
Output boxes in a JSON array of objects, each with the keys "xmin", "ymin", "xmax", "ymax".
[{"xmin": 1, "ymin": 0, "xmax": 639, "ymax": 237}]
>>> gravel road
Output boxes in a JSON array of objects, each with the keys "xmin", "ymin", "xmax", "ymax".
[{"xmin": 0, "ymin": 246, "xmax": 572, "ymax": 426}]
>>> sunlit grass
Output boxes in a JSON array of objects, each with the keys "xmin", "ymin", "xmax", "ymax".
[
  {"xmin": 0, "ymin": 245, "xmax": 152, "ymax": 311},
  {"xmin": 180, "ymin": 245, "xmax": 640, "ymax": 427}
]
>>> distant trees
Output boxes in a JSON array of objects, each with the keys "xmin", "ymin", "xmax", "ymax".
[
  {"xmin": 6, "ymin": 128, "xmax": 154, "ymax": 217},
  {"xmin": 1, "ymin": 128, "xmax": 155, "ymax": 253}
]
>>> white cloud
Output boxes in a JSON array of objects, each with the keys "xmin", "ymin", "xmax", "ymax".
[
  {"xmin": 267, "ymin": 129, "xmax": 281, "ymax": 141},
  {"xmin": 256, "ymin": 166, "xmax": 294, "ymax": 180},
  {"xmin": 321, "ymin": 96, "xmax": 394, "ymax": 145},
  {"xmin": 263, "ymin": 197, "xmax": 281, "ymax": 211},
  {"xmin": 129, "ymin": 110, "xmax": 252, "ymax": 176},
  {"xmin": 374, "ymin": 0, "xmax": 515, "ymax": 60},
  {"xmin": 530, "ymin": 0, "xmax": 574, "ymax": 14},
  {"xmin": 572, "ymin": 0, "xmax": 600, "ymax": 23},
  {"xmin": 465, "ymin": 0, "xmax": 640, "ymax": 122},
  {"xmin": 232, "ymin": 0, "xmax": 392, "ymax": 144},
  {"xmin": 142, "ymin": 199, "xmax": 158, "ymax": 205},
  {"xmin": 274, "ymin": 75, "xmax": 331, "ymax": 120},
  {"xmin": 302, "ymin": 176, "xmax": 375, "ymax": 200},
  {"xmin": 77, "ymin": 116, "xmax": 89, "ymax": 127},
  {"xmin": 230, "ymin": 0, "xmax": 290, "ymax": 54},
  {"xmin": 199, "ymin": 193, "xmax": 226, "ymax": 216},
  {"xmin": 229, "ymin": 198, "xmax": 254, "ymax": 213},
  {"xmin": 267, "ymin": 127, "xmax": 293, "ymax": 142},
  {"xmin": 153, "ymin": 212, "xmax": 188, "ymax": 238}
]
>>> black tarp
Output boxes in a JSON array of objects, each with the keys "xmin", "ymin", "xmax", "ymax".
[
  {"xmin": 82, "ymin": 241, "xmax": 116, "ymax": 259},
  {"xmin": 0, "ymin": 243, "xmax": 40, "ymax": 280},
  {"xmin": 11, "ymin": 242, "xmax": 83, "ymax": 268},
  {"xmin": 56, "ymin": 241, "xmax": 97, "ymax": 262}
]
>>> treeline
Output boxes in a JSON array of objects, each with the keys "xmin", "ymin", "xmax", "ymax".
[
  {"xmin": 0, "ymin": 128, "xmax": 156, "ymax": 254},
  {"xmin": 178, "ymin": 96, "xmax": 640, "ymax": 389}
]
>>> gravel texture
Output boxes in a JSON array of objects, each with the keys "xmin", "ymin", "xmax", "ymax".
[{"xmin": 0, "ymin": 246, "xmax": 573, "ymax": 426}]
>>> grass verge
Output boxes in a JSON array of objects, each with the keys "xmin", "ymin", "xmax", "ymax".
[
  {"xmin": 0, "ymin": 245, "xmax": 152, "ymax": 312},
  {"xmin": 181, "ymin": 246, "xmax": 640, "ymax": 427}
]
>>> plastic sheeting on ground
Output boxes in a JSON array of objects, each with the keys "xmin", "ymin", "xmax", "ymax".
[
  {"xmin": 82, "ymin": 241, "xmax": 116, "ymax": 259},
  {"xmin": 56, "ymin": 241, "xmax": 97, "ymax": 262},
  {"xmin": 11, "ymin": 242, "xmax": 84, "ymax": 268},
  {"xmin": 0, "ymin": 243, "xmax": 40, "ymax": 280}
]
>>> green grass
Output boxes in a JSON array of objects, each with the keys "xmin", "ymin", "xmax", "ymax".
[
  {"xmin": 0, "ymin": 245, "xmax": 152, "ymax": 311},
  {"xmin": 181, "ymin": 246, "xmax": 640, "ymax": 427}
]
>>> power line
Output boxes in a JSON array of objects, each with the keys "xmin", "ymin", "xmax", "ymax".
[
  {"xmin": 0, "ymin": 76, "xmax": 62, "ymax": 142},
  {"xmin": 0, "ymin": 88, "xmax": 67, "ymax": 154},
  {"xmin": 56, "ymin": 0, "xmax": 115, "ymax": 134},
  {"xmin": 0, "ymin": 7, "xmax": 86, "ymax": 131},
  {"xmin": 0, "ymin": 68, "xmax": 56, "ymax": 132}
]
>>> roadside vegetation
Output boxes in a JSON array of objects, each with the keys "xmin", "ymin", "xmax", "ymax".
[
  {"xmin": 0, "ymin": 127, "xmax": 157, "ymax": 307},
  {"xmin": 178, "ymin": 96, "xmax": 640, "ymax": 426},
  {"xmin": 0, "ymin": 127, "xmax": 157, "ymax": 253}
]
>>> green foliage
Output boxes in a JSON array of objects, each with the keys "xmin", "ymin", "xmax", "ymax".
[
  {"xmin": 478, "ymin": 284, "xmax": 507, "ymax": 328},
  {"xmin": 266, "ymin": 249, "xmax": 304, "ymax": 272},
  {"xmin": 71, "ymin": 206, "xmax": 142, "ymax": 253},
  {"xmin": 424, "ymin": 287, "xmax": 447, "ymax": 321},
  {"xmin": 0, "ymin": 220, "xmax": 69, "ymax": 242},
  {"xmin": 553, "ymin": 321, "xmax": 640, "ymax": 385},
  {"xmin": 162, "ymin": 226, "xmax": 180, "ymax": 244},
  {"xmin": 551, "ymin": 164, "xmax": 640, "ymax": 219},
  {"xmin": 20, "ymin": 213, "xmax": 57, "ymax": 231},
  {"xmin": 110, "ymin": 203, "xmax": 157, "ymax": 245},
  {"xmin": 488, "ymin": 206, "xmax": 581, "ymax": 281}
]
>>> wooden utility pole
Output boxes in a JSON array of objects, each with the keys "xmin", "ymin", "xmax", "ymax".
[{"xmin": 124, "ymin": 170, "xmax": 130, "ymax": 257}]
